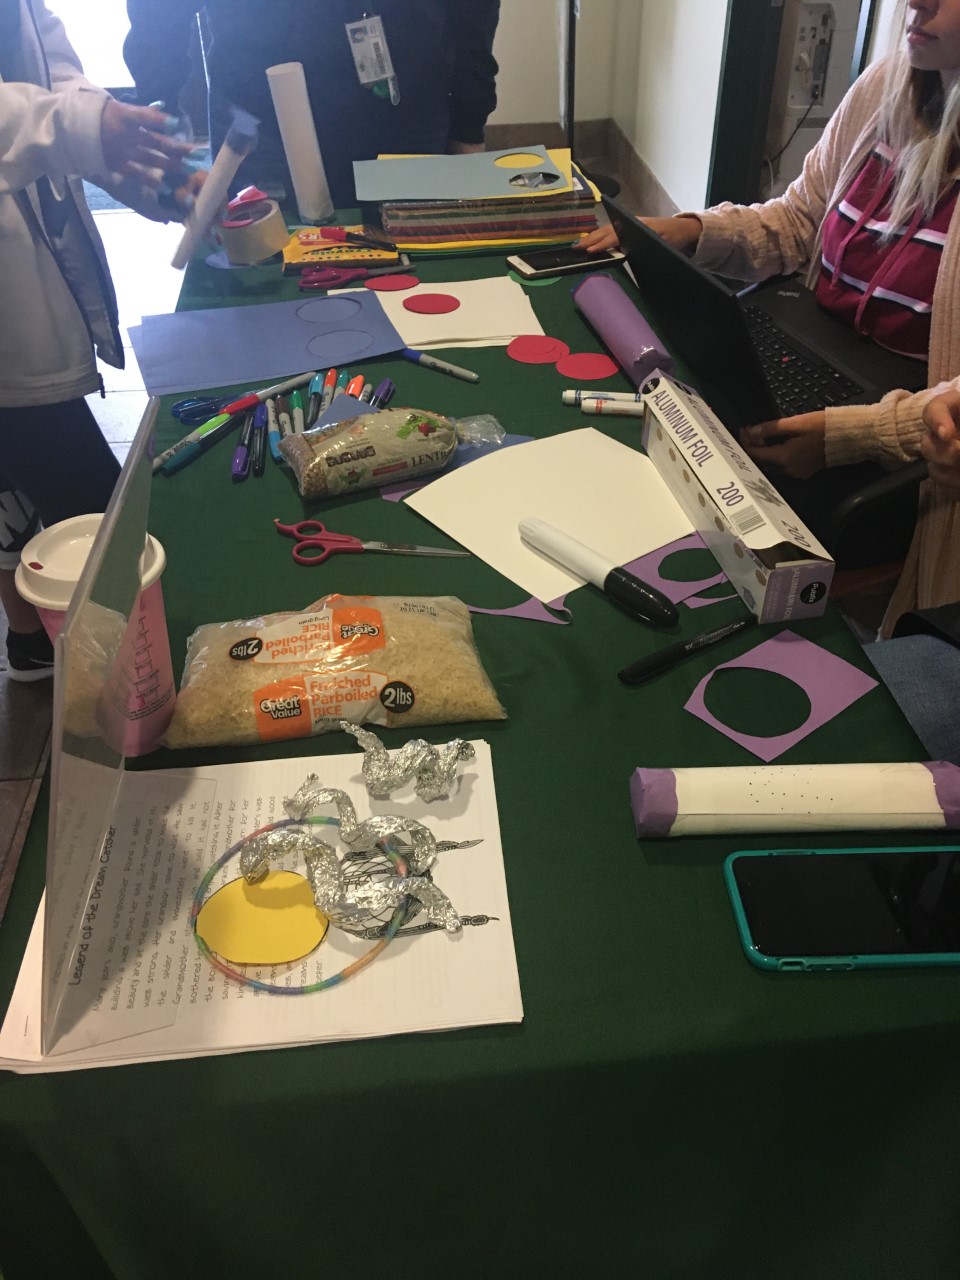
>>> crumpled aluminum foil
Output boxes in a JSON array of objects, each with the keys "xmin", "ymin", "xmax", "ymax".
[
  {"xmin": 341, "ymin": 722, "xmax": 475, "ymax": 801},
  {"xmin": 240, "ymin": 774, "xmax": 463, "ymax": 934}
]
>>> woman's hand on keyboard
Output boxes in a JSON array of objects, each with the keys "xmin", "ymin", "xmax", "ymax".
[{"xmin": 740, "ymin": 412, "xmax": 826, "ymax": 480}]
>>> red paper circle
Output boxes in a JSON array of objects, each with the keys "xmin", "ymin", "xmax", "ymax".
[
  {"xmin": 506, "ymin": 334, "xmax": 571, "ymax": 365},
  {"xmin": 364, "ymin": 274, "xmax": 420, "ymax": 292},
  {"xmin": 403, "ymin": 293, "xmax": 461, "ymax": 314},
  {"xmin": 554, "ymin": 352, "xmax": 619, "ymax": 380}
]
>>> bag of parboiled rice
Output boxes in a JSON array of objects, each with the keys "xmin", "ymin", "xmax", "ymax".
[{"xmin": 164, "ymin": 594, "xmax": 505, "ymax": 748}]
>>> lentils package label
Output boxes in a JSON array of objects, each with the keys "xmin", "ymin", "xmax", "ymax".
[
  {"xmin": 165, "ymin": 594, "xmax": 505, "ymax": 748},
  {"xmin": 278, "ymin": 406, "xmax": 457, "ymax": 499}
]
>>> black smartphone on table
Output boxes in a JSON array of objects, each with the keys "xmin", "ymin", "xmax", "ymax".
[{"xmin": 724, "ymin": 846, "xmax": 960, "ymax": 972}]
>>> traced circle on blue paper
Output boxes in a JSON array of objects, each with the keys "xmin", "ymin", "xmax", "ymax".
[
  {"xmin": 305, "ymin": 329, "xmax": 375, "ymax": 362},
  {"xmin": 702, "ymin": 668, "xmax": 811, "ymax": 738},
  {"xmin": 296, "ymin": 297, "xmax": 363, "ymax": 325}
]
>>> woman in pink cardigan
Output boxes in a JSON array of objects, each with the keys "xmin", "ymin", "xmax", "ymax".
[{"xmin": 582, "ymin": 0, "xmax": 960, "ymax": 634}]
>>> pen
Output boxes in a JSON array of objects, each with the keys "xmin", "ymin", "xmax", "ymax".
[
  {"xmin": 369, "ymin": 378, "xmax": 395, "ymax": 409},
  {"xmin": 562, "ymin": 389, "xmax": 645, "ymax": 407},
  {"xmin": 345, "ymin": 375, "xmax": 365, "ymax": 399},
  {"xmin": 159, "ymin": 412, "xmax": 243, "ymax": 475},
  {"xmin": 231, "ymin": 411, "xmax": 255, "ymax": 481},
  {"xmin": 266, "ymin": 398, "xmax": 282, "ymax": 461},
  {"xmin": 617, "ymin": 616, "xmax": 758, "ymax": 685},
  {"xmin": 580, "ymin": 399, "xmax": 645, "ymax": 418},
  {"xmin": 290, "ymin": 389, "xmax": 306, "ymax": 434},
  {"xmin": 359, "ymin": 382, "xmax": 374, "ymax": 403},
  {"xmin": 518, "ymin": 517, "xmax": 679, "ymax": 629},
  {"xmin": 401, "ymin": 347, "xmax": 479, "ymax": 384},
  {"xmin": 320, "ymin": 367, "xmax": 338, "ymax": 410},
  {"xmin": 251, "ymin": 403, "xmax": 268, "ymax": 476},
  {"xmin": 307, "ymin": 372, "xmax": 325, "ymax": 426},
  {"xmin": 151, "ymin": 369, "xmax": 318, "ymax": 472},
  {"xmin": 276, "ymin": 395, "xmax": 293, "ymax": 439},
  {"xmin": 334, "ymin": 369, "xmax": 351, "ymax": 399}
]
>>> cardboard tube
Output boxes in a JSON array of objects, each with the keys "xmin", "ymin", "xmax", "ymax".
[
  {"xmin": 267, "ymin": 62, "xmax": 334, "ymax": 224},
  {"xmin": 171, "ymin": 110, "xmax": 259, "ymax": 270},
  {"xmin": 572, "ymin": 273, "xmax": 674, "ymax": 387}
]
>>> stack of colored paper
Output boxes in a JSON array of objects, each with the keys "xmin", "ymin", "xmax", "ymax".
[{"xmin": 354, "ymin": 147, "xmax": 600, "ymax": 255}]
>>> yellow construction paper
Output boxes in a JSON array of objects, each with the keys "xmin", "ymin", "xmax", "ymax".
[
  {"xmin": 493, "ymin": 152, "xmax": 548, "ymax": 169},
  {"xmin": 197, "ymin": 870, "xmax": 329, "ymax": 965}
]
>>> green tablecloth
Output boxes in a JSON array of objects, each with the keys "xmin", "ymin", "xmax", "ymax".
[{"xmin": 2, "ymin": 242, "xmax": 959, "ymax": 1280}]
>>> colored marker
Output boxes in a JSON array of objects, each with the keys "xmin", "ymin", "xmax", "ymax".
[
  {"xmin": 276, "ymin": 395, "xmax": 293, "ymax": 439},
  {"xmin": 580, "ymin": 399, "xmax": 645, "ymax": 418},
  {"xmin": 320, "ymin": 367, "xmax": 338, "ymax": 410},
  {"xmin": 307, "ymin": 372, "xmax": 325, "ymax": 426},
  {"xmin": 359, "ymin": 382, "xmax": 374, "ymax": 403},
  {"xmin": 518, "ymin": 517, "xmax": 678, "ymax": 629},
  {"xmin": 369, "ymin": 378, "xmax": 395, "ymax": 409},
  {"xmin": 334, "ymin": 369, "xmax": 351, "ymax": 399},
  {"xmin": 346, "ymin": 375, "xmax": 365, "ymax": 399},
  {"xmin": 160, "ymin": 413, "xmax": 244, "ymax": 475},
  {"xmin": 562, "ymin": 389, "xmax": 644, "ymax": 407},
  {"xmin": 251, "ymin": 404, "xmax": 268, "ymax": 476},
  {"xmin": 401, "ymin": 347, "xmax": 479, "ymax": 384},
  {"xmin": 231, "ymin": 411, "xmax": 255, "ymax": 481},
  {"xmin": 617, "ymin": 616, "xmax": 757, "ymax": 686},
  {"xmin": 290, "ymin": 389, "xmax": 306, "ymax": 433},
  {"xmin": 151, "ymin": 369, "xmax": 317, "ymax": 472},
  {"xmin": 266, "ymin": 398, "xmax": 283, "ymax": 462}
]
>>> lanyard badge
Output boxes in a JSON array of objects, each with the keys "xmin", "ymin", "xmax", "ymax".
[{"xmin": 345, "ymin": 15, "xmax": 400, "ymax": 105}]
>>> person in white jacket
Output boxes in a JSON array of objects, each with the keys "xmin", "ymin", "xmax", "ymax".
[{"xmin": 0, "ymin": 0, "xmax": 202, "ymax": 680}]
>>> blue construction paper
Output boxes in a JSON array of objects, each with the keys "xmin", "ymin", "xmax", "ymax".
[
  {"xmin": 132, "ymin": 294, "xmax": 404, "ymax": 396},
  {"xmin": 306, "ymin": 395, "xmax": 379, "ymax": 433},
  {"xmin": 353, "ymin": 147, "xmax": 564, "ymax": 202}
]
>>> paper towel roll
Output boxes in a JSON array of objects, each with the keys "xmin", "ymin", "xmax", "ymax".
[
  {"xmin": 219, "ymin": 199, "xmax": 289, "ymax": 265},
  {"xmin": 630, "ymin": 762, "xmax": 960, "ymax": 837},
  {"xmin": 572, "ymin": 273, "xmax": 674, "ymax": 387},
  {"xmin": 266, "ymin": 62, "xmax": 334, "ymax": 225}
]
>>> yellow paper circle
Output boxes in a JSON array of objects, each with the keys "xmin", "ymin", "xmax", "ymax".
[
  {"xmin": 197, "ymin": 870, "xmax": 329, "ymax": 965},
  {"xmin": 493, "ymin": 152, "xmax": 548, "ymax": 169}
]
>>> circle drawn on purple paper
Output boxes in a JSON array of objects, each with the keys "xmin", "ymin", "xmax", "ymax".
[
  {"xmin": 703, "ymin": 668, "xmax": 811, "ymax": 737},
  {"xmin": 305, "ymin": 329, "xmax": 375, "ymax": 361},
  {"xmin": 296, "ymin": 297, "xmax": 363, "ymax": 324}
]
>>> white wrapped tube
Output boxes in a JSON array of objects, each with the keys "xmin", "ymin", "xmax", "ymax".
[
  {"xmin": 266, "ymin": 62, "xmax": 334, "ymax": 224},
  {"xmin": 171, "ymin": 110, "xmax": 259, "ymax": 270},
  {"xmin": 630, "ymin": 762, "xmax": 960, "ymax": 838}
]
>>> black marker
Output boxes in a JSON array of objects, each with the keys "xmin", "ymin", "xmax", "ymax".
[
  {"xmin": 251, "ymin": 403, "xmax": 268, "ymax": 477},
  {"xmin": 519, "ymin": 517, "xmax": 679, "ymax": 629},
  {"xmin": 617, "ymin": 615, "xmax": 757, "ymax": 685}
]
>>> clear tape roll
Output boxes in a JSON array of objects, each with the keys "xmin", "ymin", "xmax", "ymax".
[{"xmin": 218, "ymin": 200, "xmax": 289, "ymax": 265}]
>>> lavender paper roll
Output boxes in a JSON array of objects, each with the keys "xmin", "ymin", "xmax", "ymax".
[{"xmin": 572, "ymin": 273, "xmax": 674, "ymax": 387}]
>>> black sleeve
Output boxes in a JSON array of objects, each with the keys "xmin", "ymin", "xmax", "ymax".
[
  {"xmin": 893, "ymin": 602, "xmax": 960, "ymax": 648},
  {"xmin": 122, "ymin": 0, "xmax": 199, "ymax": 110},
  {"xmin": 447, "ymin": 0, "xmax": 500, "ymax": 144}
]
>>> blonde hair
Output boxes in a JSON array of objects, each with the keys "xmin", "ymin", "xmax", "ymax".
[{"xmin": 878, "ymin": 0, "xmax": 960, "ymax": 233}]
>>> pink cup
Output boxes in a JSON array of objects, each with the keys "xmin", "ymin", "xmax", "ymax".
[{"xmin": 15, "ymin": 515, "xmax": 176, "ymax": 756}]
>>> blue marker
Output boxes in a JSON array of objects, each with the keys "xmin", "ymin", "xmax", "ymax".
[
  {"xmin": 266, "ymin": 398, "xmax": 283, "ymax": 462},
  {"xmin": 307, "ymin": 372, "xmax": 325, "ymax": 426}
]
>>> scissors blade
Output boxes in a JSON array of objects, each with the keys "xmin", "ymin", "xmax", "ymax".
[{"xmin": 359, "ymin": 541, "xmax": 469, "ymax": 557}]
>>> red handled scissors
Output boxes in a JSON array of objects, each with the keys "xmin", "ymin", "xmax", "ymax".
[
  {"xmin": 275, "ymin": 519, "xmax": 469, "ymax": 565},
  {"xmin": 298, "ymin": 263, "xmax": 415, "ymax": 292}
]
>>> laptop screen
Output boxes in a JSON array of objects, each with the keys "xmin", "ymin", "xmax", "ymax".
[{"xmin": 603, "ymin": 195, "xmax": 779, "ymax": 428}]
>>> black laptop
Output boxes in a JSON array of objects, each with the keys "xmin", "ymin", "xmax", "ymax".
[{"xmin": 603, "ymin": 195, "xmax": 928, "ymax": 430}]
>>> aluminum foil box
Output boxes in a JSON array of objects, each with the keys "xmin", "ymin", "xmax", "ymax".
[{"xmin": 640, "ymin": 372, "xmax": 834, "ymax": 622}]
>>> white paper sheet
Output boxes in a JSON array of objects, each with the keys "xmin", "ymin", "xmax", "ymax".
[
  {"xmin": 405, "ymin": 429, "xmax": 694, "ymax": 603},
  {"xmin": 337, "ymin": 276, "xmax": 545, "ymax": 348},
  {"xmin": 0, "ymin": 744, "xmax": 522, "ymax": 1073}
]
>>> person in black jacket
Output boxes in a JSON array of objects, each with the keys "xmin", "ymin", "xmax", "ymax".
[{"xmin": 123, "ymin": 0, "xmax": 500, "ymax": 206}]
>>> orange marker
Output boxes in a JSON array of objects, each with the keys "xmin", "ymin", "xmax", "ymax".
[{"xmin": 346, "ymin": 375, "xmax": 365, "ymax": 398}]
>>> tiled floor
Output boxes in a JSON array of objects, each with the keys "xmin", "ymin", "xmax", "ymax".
[{"xmin": 0, "ymin": 211, "xmax": 183, "ymax": 921}]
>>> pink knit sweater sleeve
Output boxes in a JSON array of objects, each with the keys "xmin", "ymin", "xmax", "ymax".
[
  {"xmin": 825, "ymin": 381, "xmax": 959, "ymax": 468},
  {"xmin": 684, "ymin": 59, "xmax": 888, "ymax": 282}
]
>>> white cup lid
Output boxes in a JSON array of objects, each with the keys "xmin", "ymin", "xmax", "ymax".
[{"xmin": 14, "ymin": 514, "xmax": 165, "ymax": 612}]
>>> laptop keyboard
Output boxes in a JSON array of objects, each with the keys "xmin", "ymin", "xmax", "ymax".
[{"xmin": 744, "ymin": 305, "xmax": 865, "ymax": 417}]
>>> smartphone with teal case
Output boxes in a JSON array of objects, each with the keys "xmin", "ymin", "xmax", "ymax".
[{"xmin": 724, "ymin": 845, "xmax": 960, "ymax": 972}]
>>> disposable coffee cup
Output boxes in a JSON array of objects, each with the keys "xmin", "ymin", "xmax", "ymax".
[{"xmin": 15, "ymin": 514, "xmax": 176, "ymax": 756}]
